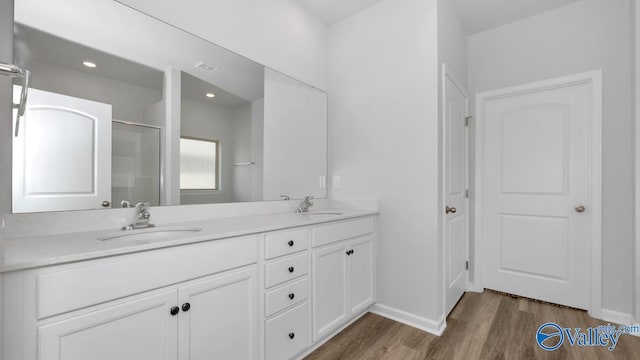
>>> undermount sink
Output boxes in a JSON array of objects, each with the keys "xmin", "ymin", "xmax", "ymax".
[
  {"xmin": 299, "ymin": 211, "xmax": 344, "ymax": 216},
  {"xmin": 99, "ymin": 227, "xmax": 203, "ymax": 241}
]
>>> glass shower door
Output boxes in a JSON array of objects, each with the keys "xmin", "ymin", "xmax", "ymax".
[{"xmin": 112, "ymin": 121, "xmax": 161, "ymax": 207}]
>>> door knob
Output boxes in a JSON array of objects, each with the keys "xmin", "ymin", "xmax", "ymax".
[
  {"xmin": 445, "ymin": 206, "xmax": 457, "ymax": 214},
  {"xmin": 101, "ymin": 200, "xmax": 110, "ymax": 208},
  {"xmin": 575, "ymin": 205, "xmax": 586, "ymax": 213}
]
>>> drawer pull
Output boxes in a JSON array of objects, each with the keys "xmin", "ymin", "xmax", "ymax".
[
  {"xmin": 182, "ymin": 302, "xmax": 191, "ymax": 312},
  {"xmin": 170, "ymin": 306, "xmax": 180, "ymax": 316},
  {"xmin": 288, "ymin": 266, "xmax": 295, "ymax": 273},
  {"xmin": 288, "ymin": 293, "xmax": 295, "ymax": 300},
  {"xmin": 288, "ymin": 240, "xmax": 295, "ymax": 247},
  {"xmin": 288, "ymin": 332, "xmax": 295, "ymax": 339}
]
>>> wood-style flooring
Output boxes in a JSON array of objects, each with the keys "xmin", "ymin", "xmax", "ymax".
[{"xmin": 304, "ymin": 291, "xmax": 640, "ymax": 359}]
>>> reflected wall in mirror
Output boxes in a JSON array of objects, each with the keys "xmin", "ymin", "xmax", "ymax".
[{"xmin": 11, "ymin": 0, "xmax": 327, "ymax": 213}]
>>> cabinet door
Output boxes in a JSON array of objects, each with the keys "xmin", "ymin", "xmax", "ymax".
[
  {"xmin": 348, "ymin": 236, "xmax": 375, "ymax": 314},
  {"xmin": 178, "ymin": 267, "xmax": 257, "ymax": 360},
  {"xmin": 38, "ymin": 290, "xmax": 178, "ymax": 360},
  {"xmin": 312, "ymin": 242, "xmax": 348, "ymax": 341}
]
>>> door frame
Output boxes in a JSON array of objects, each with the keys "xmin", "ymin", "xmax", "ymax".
[
  {"xmin": 441, "ymin": 63, "xmax": 470, "ymax": 314},
  {"xmin": 473, "ymin": 70, "xmax": 603, "ymax": 318}
]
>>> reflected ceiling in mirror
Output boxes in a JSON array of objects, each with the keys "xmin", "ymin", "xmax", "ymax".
[{"xmin": 12, "ymin": 0, "xmax": 327, "ymax": 213}]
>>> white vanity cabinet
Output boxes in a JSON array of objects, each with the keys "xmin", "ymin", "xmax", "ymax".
[
  {"xmin": 37, "ymin": 268, "xmax": 257, "ymax": 360},
  {"xmin": 311, "ymin": 218, "xmax": 375, "ymax": 341},
  {"xmin": 38, "ymin": 289, "xmax": 179, "ymax": 360},
  {"xmin": 5, "ymin": 235, "xmax": 258, "ymax": 360},
  {"xmin": 2, "ymin": 214, "xmax": 377, "ymax": 360},
  {"xmin": 262, "ymin": 228, "xmax": 312, "ymax": 360}
]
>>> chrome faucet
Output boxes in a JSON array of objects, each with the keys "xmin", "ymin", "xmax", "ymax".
[
  {"xmin": 123, "ymin": 202, "xmax": 154, "ymax": 230},
  {"xmin": 296, "ymin": 196, "xmax": 314, "ymax": 213}
]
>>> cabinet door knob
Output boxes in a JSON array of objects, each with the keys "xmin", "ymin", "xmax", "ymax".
[
  {"xmin": 288, "ymin": 332, "xmax": 295, "ymax": 339},
  {"xmin": 170, "ymin": 306, "xmax": 180, "ymax": 316},
  {"xmin": 288, "ymin": 293, "xmax": 295, "ymax": 300},
  {"xmin": 288, "ymin": 266, "xmax": 294, "ymax": 273},
  {"xmin": 182, "ymin": 303, "xmax": 191, "ymax": 312},
  {"xmin": 288, "ymin": 240, "xmax": 294, "ymax": 247},
  {"xmin": 101, "ymin": 200, "xmax": 110, "ymax": 208}
]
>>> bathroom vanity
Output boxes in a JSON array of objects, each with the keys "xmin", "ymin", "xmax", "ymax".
[{"xmin": 0, "ymin": 207, "xmax": 377, "ymax": 360}]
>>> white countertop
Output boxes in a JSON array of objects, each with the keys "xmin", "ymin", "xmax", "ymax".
[{"xmin": 0, "ymin": 208, "xmax": 377, "ymax": 273}]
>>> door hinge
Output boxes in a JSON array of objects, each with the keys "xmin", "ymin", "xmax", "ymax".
[
  {"xmin": 465, "ymin": 261, "xmax": 469, "ymax": 270},
  {"xmin": 465, "ymin": 189, "xmax": 469, "ymax": 198},
  {"xmin": 465, "ymin": 116, "xmax": 472, "ymax": 126}
]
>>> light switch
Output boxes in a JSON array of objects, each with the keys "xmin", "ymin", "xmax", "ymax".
[
  {"xmin": 332, "ymin": 175, "xmax": 341, "ymax": 189},
  {"xmin": 319, "ymin": 176, "xmax": 326, "ymax": 188}
]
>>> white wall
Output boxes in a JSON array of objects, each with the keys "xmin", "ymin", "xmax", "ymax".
[
  {"xmin": 28, "ymin": 60, "xmax": 162, "ymax": 122},
  {"xmin": 116, "ymin": 0, "xmax": 328, "ymax": 91},
  {"xmin": 635, "ymin": 0, "xmax": 640, "ymax": 322},
  {"xmin": 329, "ymin": 0, "xmax": 442, "ymax": 325},
  {"xmin": 438, "ymin": 0, "xmax": 468, "ymax": 88},
  {"xmin": 0, "ymin": 0, "xmax": 13, "ymax": 216},
  {"xmin": 231, "ymin": 102, "xmax": 253, "ymax": 202},
  {"xmin": 252, "ymin": 99, "xmax": 265, "ymax": 201},
  {"xmin": 468, "ymin": 0, "xmax": 634, "ymax": 315},
  {"xmin": 263, "ymin": 69, "xmax": 327, "ymax": 201},
  {"xmin": 0, "ymin": 1, "xmax": 10, "ymax": 355},
  {"xmin": 180, "ymin": 98, "xmax": 236, "ymax": 204}
]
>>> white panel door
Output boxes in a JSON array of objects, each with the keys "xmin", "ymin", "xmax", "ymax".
[
  {"xmin": 177, "ymin": 268, "xmax": 257, "ymax": 360},
  {"xmin": 13, "ymin": 86, "xmax": 112, "ymax": 212},
  {"xmin": 38, "ymin": 290, "xmax": 178, "ymax": 360},
  {"xmin": 480, "ymin": 79, "xmax": 594, "ymax": 310},
  {"xmin": 312, "ymin": 242, "xmax": 348, "ymax": 341},
  {"xmin": 443, "ymin": 71, "xmax": 469, "ymax": 315}
]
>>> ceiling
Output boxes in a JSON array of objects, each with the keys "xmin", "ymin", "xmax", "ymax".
[
  {"xmin": 295, "ymin": 0, "xmax": 383, "ymax": 25},
  {"xmin": 16, "ymin": 0, "xmax": 265, "ymax": 104},
  {"xmin": 451, "ymin": 0, "xmax": 582, "ymax": 34},
  {"xmin": 14, "ymin": 24, "xmax": 164, "ymax": 92},
  {"xmin": 296, "ymin": 0, "xmax": 582, "ymax": 33}
]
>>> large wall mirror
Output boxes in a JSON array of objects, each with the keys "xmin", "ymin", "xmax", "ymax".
[{"xmin": 11, "ymin": 0, "xmax": 327, "ymax": 213}]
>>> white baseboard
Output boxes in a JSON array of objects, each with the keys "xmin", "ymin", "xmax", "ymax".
[
  {"xmin": 601, "ymin": 309, "xmax": 640, "ymax": 337},
  {"xmin": 369, "ymin": 303, "xmax": 446, "ymax": 336},
  {"xmin": 602, "ymin": 309, "xmax": 635, "ymax": 325}
]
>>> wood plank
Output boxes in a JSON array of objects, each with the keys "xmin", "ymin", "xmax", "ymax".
[{"xmin": 304, "ymin": 292, "xmax": 640, "ymax": 360}]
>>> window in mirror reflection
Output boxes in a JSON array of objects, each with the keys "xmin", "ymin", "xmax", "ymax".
[{"xmin": 180, "ymin": 137, "xmax": 219, "ymax": 190}]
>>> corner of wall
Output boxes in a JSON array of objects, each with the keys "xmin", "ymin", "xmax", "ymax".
[{"xmin": 370, "ymin": 303, "xmax": 447, "ymax": 336}]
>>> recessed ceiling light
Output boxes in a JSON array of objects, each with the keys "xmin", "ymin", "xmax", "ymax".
[
  {"xmin": 82, "ymin": 61, "xmax": 97, "ymax": 68},
  {"xmin": 206, "ymin": 93, "xmax": 215, "ymax": 98}
]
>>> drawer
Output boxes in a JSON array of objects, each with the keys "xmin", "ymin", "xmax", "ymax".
[
  {"xmin": 265, "ymin": 228, "xmax": 309, "ymax": 259},
  {"xmin": 265, "ymin": 302, "xmax": 311, "ymax": 360},
  {"xmin": 265, "ymin": 277, "xmax": 309, "ymax": 317},
  {"xmin": 265, "ymin": 253, "xmax": 309, "ymax": 288},
  {"xmin": 35, "ymin": 235, "xmax": 258, "ymax": 319},
  {"xmin": 312, "ymin": 217, "xmax": 374, "ymax": 248}
]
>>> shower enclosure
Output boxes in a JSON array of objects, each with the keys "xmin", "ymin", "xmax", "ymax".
[{"xmin": 111, "ymin": 120, "xmax": 161, "ymax": 207}]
